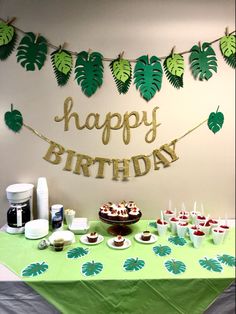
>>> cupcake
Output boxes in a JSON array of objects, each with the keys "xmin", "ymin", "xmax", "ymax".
[
  {"xmin": 108, "ymin": 209, "xmax": 118, "ymax": 221},
  {"xmin": 141, "ymin": 230, "xmax": 151, "ymax": 241},
  {"xmin": 127, "ymin": 201, "xmax": 136, "ymax": 210},
  {"xmin": 129, "ymin": 207, "xmax": 140, "ymax": 220},
  {"xmin": 118, "ymin": 209, "xmax": 129, "ymax": 221},
  {"xmin": 87, "ymin": 232, "xmax": 98, "ymax": 243},
  {"xmin": 100, "ymin": 206, "xmax": 109, "ymax": 218},
  {"xmin": 113, "ymin": 235, "xmax": 125, "ymax": 247}
]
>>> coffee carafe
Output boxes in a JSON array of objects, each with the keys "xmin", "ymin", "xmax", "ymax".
[{"xmin": 6, "ymin": 183, "xmax": 34, "ymax": 234}]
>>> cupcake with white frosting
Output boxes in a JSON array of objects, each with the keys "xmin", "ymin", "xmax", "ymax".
[{"xmin": 113, "ymin": 235, "xmax": 125, "ymax": 247}]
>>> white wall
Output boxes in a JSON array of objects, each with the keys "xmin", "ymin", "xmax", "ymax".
[{"xmin": 0, "ymin": 0, "xmax": 235, "ymax": 225}]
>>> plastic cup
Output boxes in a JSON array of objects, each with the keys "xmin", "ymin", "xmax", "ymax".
[
  {"xmin": 163, "ymin": 210, "xmax": 176, "ymax": 222},
  {"xmin": 156, "ymin": 219, "xmax": 169, "ymax": 236},
  {"xmin": 64, "ymin": 209, "xmax": 75, "ymax": 227},
  {"xmin": 169, "ymin": 217, "xmax": 179, "ymax": 234},
  {"xmin": 192, "ymin": 230, "xmax": 205, "ymax": 248},
  {"xmin": 212, "ymin": 228, "xmax": 225, "ymax": 245},
  {"xmin": 177, "ymin": 222, "xmax": 188, "ymax": 238}
]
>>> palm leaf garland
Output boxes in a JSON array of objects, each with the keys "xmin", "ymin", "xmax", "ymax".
[
  {"xmin": 110, "ymin": 58, "xmax": 132, "ymax": 94},
  {"xmin": 75, "ymin": 51, "xmax": 104, "ymax": 96},
  {"xmin": 0, "ymin": 31, "xmax": 17, "ymax": 61},
  {"xmin": 207, "ymin": 106, "xmax": 224, "ymax": 134},
  {"xmin": 190, "ymin": 42, "xmax": 217, "ymax": 81},
  {"xmin": 220, "ymin": 34, "xmax": 236, "ymax": 68},
  {"xmin": 164, "ymin": 259, "xmax": 186, "ymax": 275},
  {"xmin": 81, "ymin": 261, "xmax": 103, "ymax": 276},
  {"xmin": 123, "ymin": 258, "xmax": 145, "ymax": 271},
  {"xmin": 16, "ymin": 32, "xmax": 48, "ymax": 71},
  {"xmin": 153, "ymin": 245, "xmax": 172, "ymax": 257},
  {"xmin": 21, "ymin": 262, "xmax": 48, "ymax": 277},
  {"xmin": 134, "ymin": 55, "xmax": 163, "ymax": 101},
  {"xmin": 0, "ymin": 21, "xmax": 14, "ymax": 45},
  {"xmin": 199, "ymin": 257, "xmax": 223, "ymax": 272},
  {"xmin": 217, "ymin": 254, "xmax": 236, "ymax": 267},
  {"xmin": 51, "ymin": 49, "xmax": 72, "ymax": 86},
  {"xmin": 67, "ymin": 247, "xmax": 89, "ymax": 259},
  {"xmin": 164, "ymin": 53, "xmax": 184, "ymax": 89}
]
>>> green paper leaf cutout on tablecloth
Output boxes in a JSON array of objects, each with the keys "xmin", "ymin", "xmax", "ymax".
[
  {"xmin": 0, "ymin": 31, "xmax": 17, "ymax": 61},
  {"xmin": 67, "ymin": 247, "xmax": 89, "ymax": 259},
  {"xmin": 4, "ymin": 104, "xmax": 23, "ymax": 132},
  {"xmin": 217, "ymin": 254, "xmax": 236, "ymax": 267},
  {"xmin": 81, "ymin": 261, "xmax": 103, "ymax": 276},
  {"xmin": 134, "ymin": 55, "xmax": 163, "ymax": 101},
  {"xmin": 208, "ymin": 107, "xmax": 224, "ymax": 134},
  {"xmin": 153, "ymin": 245, "xmax": 172, "ymax": 257},
  {"xmin": 0, "ymin": 22, "xmax": 14, "ymax": 45},
  {"xmin": 109, "ymin": 58, "xmax": 132, "ymax": 94},
  {"xmin": 75, "ymin": 51, "xmax": 104, "ymax": 96},
  {"xmin": 199, "ymin": 257, "xmax": 223, "ymax": 272},
  {"xmin": 51, "ymin": 49, "xmax": 72, "ymax": 86},
  {"xmin": 123, "ymin": 258, "xmax": 145, "ymax": 272},
  {"xmin": 164, "ymin": 53, "xmax": 184, "ymax": 89},
  {"xmin": 220, "ymin": 35, "xmax": 236, "ymax": 57},
  {"xmin": 164, "ymin": 259, "xmax": 186, "ymax": 275},
  {"xmin": 168, "ymin": 236, "xmax": 187, "ymax": 246},
  {"xmin": 16, "ymin": 32, "xmax": 48, "ymax": 71},
  {"xmin": 21, "ymin": 262, "xmax": 48, "ymax": 277},
  {"xmin": 149, "ymin": 221, "xmax": 157, "ymax": 228},
  {"xmin": 190, "ymin": 42, "xmax": 217, "ymax": 81}
]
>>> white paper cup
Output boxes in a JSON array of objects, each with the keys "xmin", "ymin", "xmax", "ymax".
[
  {"xmin": 169, "ymin": 218, "xmax": 179, "ymax": 234},
  {"xmin": 188, "ymin": 226, "xmax": 198, "ymax": 242},
  {"xmin": 157, "ymin": 221, "xmax": 169, "ymax": 236},
  {"xmin": 64, "ymin": 209, "xmax": 75, "ymax": 227},
  {"xmin": 178, "ymin": 215, "xmax": 190, "ymax": 223},
  {"xmin": 177, "ymin": 223, "xmax": 188, "ymax": 238},
  {"xmin": 163, "ymin": 211, "xmax": 176, "ymax": 222},
  {"xmin": 192, "ymin": 231, "xmax": 205, "ymax": 248},
  {"xmin": 190, "ymin": 211, "xmax": 200, "ymax": 224},
  {"xmin": 196, "ymin": 216, "xmax": 206, "ymax": 225},
  {"xmin": 219, "ymin": 225, "xmax": 230, "ymax": 240},
  {"xmin": 212, "ymin": 228, "xmax": 225, "ymax": 245},
  {"xmin": 179, "ymin": 211, "xmax": 189, "ymax": 217},
  {"xmin": 199, "ymin": 223, "xmax": 211, "ymax": 236}
]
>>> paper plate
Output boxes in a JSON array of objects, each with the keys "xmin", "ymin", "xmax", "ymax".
[
  {"xmin": 80, "ymin": 234, "xmax": 104, "ymax": 245},
  {"xmin": 49, "ymin": 230, "xmax": 75, "ymax": 245},
  {"xmin": 134, "ymin": 233, "xmax": 157, "ymax": 244},
  {"xmin": 107, "ymin": 238, "xmax": 131, "ymax": 250}
]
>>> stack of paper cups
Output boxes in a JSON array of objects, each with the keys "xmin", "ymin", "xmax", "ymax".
[{"xmin": 37, "ymin": 177, "xmax": 49, "ymax": 220}]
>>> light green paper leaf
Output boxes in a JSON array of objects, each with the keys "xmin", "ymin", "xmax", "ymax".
[
  {"xmin": 0, "ymin": 32, "xmax": 17, "ymax": 61},
  {"xmin": 54, "ymin": 50, "xmax": 72, "ymax": 75},
  {"xmin": 208, "ymin": 109, "xmax": 224, "ymax": 134},
  {"xmin": 153, "ymin": 245, "xmax": 172, "ymax": 257},
  {"xmin": 21, "ymin": 262, "xmax": 48, "ymax": 277},
  {"xmin": 123, "ymin": 258, "xmax": 145, "ymax": 271},
  {"xmin": 199, "ymin": 257, "xmax": 223, "ymax": 272},
  {"xmin": 220, "ymin": 35, "xmax": 236, "ymax": 57},
  {"xmin": 168, "ymin": 236, "xmax": 187, "ymax": 246},
  {"xmin": 166, "ymin": 54, "xmax": 184, "ymax": 77},
  {"xmin": 81, "ymin": 261, "xmax": 103, "ymax": 276},
  {"xmin": 67, "ymin": 247, "xmax": 89, "ymax": 259},
  {"xmin": 4, "ymin": 104, "xmax": 23, "ymax": 132},
  {"xmin": 0, "ymin": 22, "xmax": 14, "ymax": 45},
  {"xmin": 112, "ymin": 58, "xmax": 131, "ymax": 83},
  {"xmin": 217, "ymin": 254, "xmax": 236, "ymax": 267},
  {"xmin": 164, "ymin": 259, "xmax": 186, "ymax": 275}
]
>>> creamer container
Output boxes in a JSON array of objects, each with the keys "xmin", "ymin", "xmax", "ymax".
[{"xmin": 51, "ymin": 204, "xmax": 63, "ymax": 230}]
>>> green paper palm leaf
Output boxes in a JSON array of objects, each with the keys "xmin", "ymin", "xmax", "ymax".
[
  {"xmin": 164, "ymin": 259, "xmax": 186, "ymax": 275},
  {"xmin": 223, "ymin": 53, "xmax": 236, "ymax": 68},
  {"xmin": 75, "ymin": 51, "xmax": 104, "ymax": 97},
  {"xmin": 164, "ymin": 53, "xmax": 184, "ymax": 89},
  {"xmin": 51, "ymin": 49, "xmax": 72, "ymax": 86},
  {"xmin": 220, "ymin": 35, "xmax": 236, "ymax": 57},
  {"xmin": 217, "ymin": 254, "xmax": 236, "ymax": 267},
  {"xmin": 16, "ymin": 32, "xmax": 48, "ymax": 71},
  {"xmin": 0, "ymin": 32, "xmax": 17, "ymax": 61},
  {"xmin": 123, "ymin": 258, "xmax": 145, "ymax": 271},
  {"xmin": 190, "ymin": 42, "xmax": 217, "ymax": 81},
  {"xmin": 81, "ymin": 261, "xmax": 103, "ymax": 276},
  {"xmin": 67, "ymin": 247, "xmax": 89, "ymax": 259},
  {"xmin": 153, "ymin": 245, "xmax": 172, "ymax": 257},
  {"xmin": 168, "ymin": 236, "xmax": 187, "ymax": 246},
  {"xmin": 199, "ymin": 257, "xmax": 223, "ymax": 272},
  {"xmin": 0, "ymin": 22, "xmax": 14, "ymax": 45},
  {"xmin": 110, "ymin": 58, "xmax": 132, "ymax": 94},
  {"xmin": 149, "ymin": 221, "xmax": 157, "ymax": 228},
  {"xmin": 134, "ymin": 55, "xmax": 163, "ymax": 101},
  {"xmin": 21, "ymin": 262, "xmax": 48, "ymax": 277},
  {"xmin": 208, "ymin": 108, "xmax": 224, "ymax": 134},
  {"xmin": 4, "ymin": 105, "xmax": 23, "ymax": 132}
]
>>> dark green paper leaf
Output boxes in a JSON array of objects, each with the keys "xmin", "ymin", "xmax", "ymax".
[
  {"xmin": 16, "ymin": 32, "xmax": 48, "ymax": 71},
  {"xmin": 199, "ymin": 257, "xmax": 223, "ymax": 272},
  {"xmin": 67, "ymin": 247, "xmax": 89, "ymax": 259},
  {"xmin": 164, "ymin": 259, "xmax": 186, "ymax": 275},
  {"xmin": 149, "ymin": 221, "xmax": 157, "ymax": 228},
  {"xmin": 217, "ymin": 254, "xmax": 236, "ymax": 267},
  {"xmin": 223, "ymin": 53, "xmax": 236, "ymax": 69},
  {"xmin": 81, "ymin": 261, "xmax": 103, "ymax": 276},
  {"xmin": 208, "ymin": 109, "xmax": 224, "ymax": 134},
  {"xmin": 134, "ymin": 55, "xmax": 163, "ymax": 101},
  {"xmin": 51, "ymin": 49, "xmax": 72, "ymax": 86},
  {"xmin": 0, "ymin": 22, "xmax": 14, "ymax": 45},
  {"xmin": 0, "ymin": 32, "xmax": 17, "ymax": 61},
  {"xmin": 21, "ymin": 262, "xmax": 48, "ymax": 277},
  {"xmin": 123, "ymin": 258, "xmax": 145, "ymax": 271},
  {"xmin": 168, "ymin": 236, "xmax": 187, "ymax": 246},
  {"xmin": 153, "ymin": 245, "xmax": 172, "ymax": 257},
  {"xmin": 4, "ymin": 105, "xmax": 23, "ymax": 132}
]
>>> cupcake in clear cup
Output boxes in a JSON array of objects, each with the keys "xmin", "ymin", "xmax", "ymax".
[
  {"xmin": 212, "ymin": 228, "xmax": 225, "ymax": 245},
  {"xmin": 192, "ymin": 230, "xmax": 205, "ymax": 248},
  {"xmin": 169, "ymin": 217, "xmax": 179, "ymax": 234},
  {"xmin": 176, "ymin": 222, "xmax": 188, "ymax": 238},
  {"xmin": 156, "ymin": 219, "xmax": 169, "ymax": 236},
  {"xmin": 219, "ymin": 224, "xmax": 230, "ymax": 240}
]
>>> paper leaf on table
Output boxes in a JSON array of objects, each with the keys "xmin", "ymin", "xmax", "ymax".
[
  {"xmin": 153, "ymin": 245, "xmax": 172, "ymax": 257},
  {"xmin": 217, "ymin": 254, "xmax": 236, "ymax": 267},
  {"xmin": 21, "ymin": 262, "xmax": 48, "ymax": 277},
  {"xmin": 164, "ymin": 259, "xmax": 186, "ymax": 275},
  {"xmin": 207, "ymin": 107, "xmax": 224, "ymax": 134},
  {"xmin": 199, "ymin": 257, "xmax": 223, "ymax": 272},
  {"xmin": 81, "ymin": 261, "xmax": 103, "ymax": 276},
  {"xmin": 110, "ymin": 58, "xmax": 132, "ymax": 94},
  {"xmin": 0, "ymin": 31, "xmax": 17, "ymax": 61},
  {"xmin": 51, "ymin": 49, "xmax": 72, "ymax": 86},
  {"xmin": 16, "ymin": 32, "xmax": 48, "ymax": 71},
  {"xmin": 164, "ymin": 53, "xmax": 184, "ymax": 89},
  {"xmin": 220, "ymin": 35, "xmax": 236, "ymax": 69},
  {"xmin": 149, "ymin": 221, "xmax": 157, "ymax": 228},
  {"xmin": 75, "ymin": 51, "xmax": 104, "ymax": 96},
  {"xmin": 190, "ymin": 42, "xmax": 217, "ymax": 81},
  {"xmin": 134, "ymin": 55, "xmax": 163, "ymax": 101},
  {"xmin": 168, "ymin": 236, "xmax": 187, "ymax": 246},
  {"xmin": 123, "ymin": 257, "xmax": 145, "ymax": 272},
  {"xmin": 4, "ymin": 104, "xmax": 23, "ymax": 132},
  {"xmin": 0, "ymin": 22, "xmax": 14, "ymax": 45},
  {"xmin": 67, "ymin": 247, "xmax": 89, "ymax": 259}
]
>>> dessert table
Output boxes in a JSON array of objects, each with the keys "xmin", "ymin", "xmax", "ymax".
[{"xmin": 0, "ymin": 220, "xmax": 235, "ymax": 314}]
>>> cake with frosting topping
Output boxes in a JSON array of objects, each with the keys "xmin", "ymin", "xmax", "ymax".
[
  {"xmin": 113, "ymin": 235, "xmax": 125, "ymax": 247},
  {"xmin": 87, "ymin": 232, "xmax": 98, "ymax": 243}
]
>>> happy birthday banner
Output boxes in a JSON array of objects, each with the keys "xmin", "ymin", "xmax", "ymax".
[{"xmin": 0, "ymin": 17, "xmax": 235, "ymax": 101}]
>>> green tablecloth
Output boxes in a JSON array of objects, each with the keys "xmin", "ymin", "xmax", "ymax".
[{"xmin": 0, "ymin": 220, "xmax": 235, "ymax": 314}]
